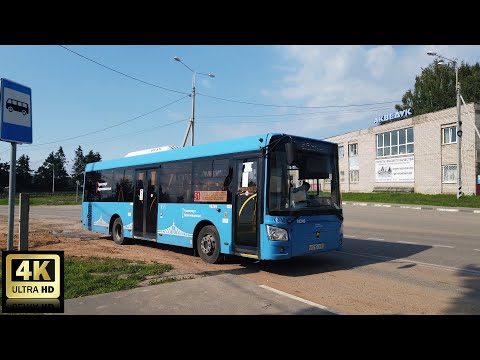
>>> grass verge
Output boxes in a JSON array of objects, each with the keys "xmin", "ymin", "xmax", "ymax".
[
  {"xmin": 342, "ymin": 192, "xmax": 480, "ymax": 208},
  {"xmin": 0, "ymin": 256, "xmax": 173, "ymax": 314},
  {"xmin": 0, "ymin": 195, "xmax": 79, "ymax": 206},
  {"xmin": 64, "ymin": 256, "xmax": 173, "ymax": 299}
]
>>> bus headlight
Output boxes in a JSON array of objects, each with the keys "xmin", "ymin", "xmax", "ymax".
[{"xmin": 266, "ymin": 225, "xmax": 288, "ymax": 241}]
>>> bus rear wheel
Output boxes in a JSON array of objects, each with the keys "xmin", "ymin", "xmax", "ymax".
[
  {"xmin": 197, "ymin": 225, "xmax": 222, "ymax": 264},
  {"xmin": 112, "ymin": 217, "xmax": 131, "ymax": 245}
]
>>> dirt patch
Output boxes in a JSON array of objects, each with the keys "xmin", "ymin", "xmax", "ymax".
[{"xmin": 0, "ymin": 214, "xmax": 243, "ymax": 277}]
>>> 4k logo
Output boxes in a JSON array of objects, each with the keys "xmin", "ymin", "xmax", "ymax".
[{"xmin": 2, "ymin": 251, "xmax": 64, "ymax": 313}]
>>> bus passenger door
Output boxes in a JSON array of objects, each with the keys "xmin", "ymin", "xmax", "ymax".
[
  {"xmin": 133, "ymin": 169, "xmax": 158, "ymax": 239},
  {"xmin": 145, "ymin": 169, "xmax": 158, "ymax": 238},
  {"xmin": 234, "ymin": 159, "xmax": 259, "ymax": 253},
  {"xmin": 133, "ymin": 171, "xmax": 145, "ymax": 237}
]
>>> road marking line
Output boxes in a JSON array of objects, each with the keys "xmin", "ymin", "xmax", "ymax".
[
  {"xmin": 396, "ymin": 241, "xmax": 418, "ymax": 244},
  {"xmin": 353, "ymin": 203, "xmax": 368, "ymax": 206},
  {"xmin": 344, "ymin": 235, "xmax": 356, "ymax": 238},
  {"xmin": 432, "ymin": 245, "xmax": 454, "ymax": 248},
  {"xmin": 437, "ymin": 208, "xmax": 459, "ymax": 212},
  {"xmin": 473, "ymin": 249, "xmax": 480, "ymax": 252},
  {"xmin": 400, "ymin": 206, "xmax": 422, "ymax": 210},
  {"xmin": 339, "ymin": 251, "xmax": 480, "ymax": 276},
  {"xmin": 367, "ymin": 237, "xmax": 385, "ymax": 241},
  {"xmin": 474, "ymin": 210, "xmax": 480, "ymax": 214},
  {"xmin": 259, "ymin": 285, "xmax": 342, "ymax": 315}
]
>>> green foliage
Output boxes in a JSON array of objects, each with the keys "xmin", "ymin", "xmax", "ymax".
[
  {"xmin": 71, "ymin": 145, "xmax": 85, "ymax": 185},
  {"xmin": 0, "ymin": 194, "xmax": 79, "ymax": 205},
  {"xmin": 33, "ymin": 147, "xmax": 70, "ymax": 191},
  {"xmin": 396, "ymin": 61, "xmax": 480, "ymax": 116},
  {"xmin": 71, "ymin": 146, "xmax": 101, "ymax": 188},
  {"xmin": 342, "ymin": 192, "xmax": 480, "ymax": 208},
  {"xmin": 64, "ymin": 257, "xmax": 172, "ymax": 299},
  {"xmin": 84, "ymin": 150, "xmax": 101, "ymax": 164},
  {"xmin": 0, "ymin": 159, "xmax": 9, "ymax": 192},
  {"xmin": 16, "ymin": 154, "xmax": 32, "ymax": 192}
]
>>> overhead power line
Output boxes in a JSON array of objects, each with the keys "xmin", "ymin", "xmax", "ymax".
[
  {"xmin": 196, "ymin": 93, "xmax": 400, "ymax": 109},
  {"xmin": 199, "ymin": 105, "xmax": 396, "ymax": 119},
  {"xmin": 25, "ymin": 95, "xmax": 189, "ymax": 148},
  {"xmin": 59, "ymin": 45, "xmax": 189, "ymax": 96},
  {"xmin": 59, "ymin": 45, "xmax": 401, "ymax": 110},
  {"xmin": 16, "ymin": 118, "xmax": 190, "ymax": 154}
]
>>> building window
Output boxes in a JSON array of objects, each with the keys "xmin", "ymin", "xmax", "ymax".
[
  {"xmin": 442, "ymin": 165, "xmax": 457, "ymax": 183},
  {"xmin": 377, "ymin": 127, "xmax": 414, "ymax": 158},
  {"xmin": 349, "ymin": 170, "xmax": 359, "ymax": 183},
  {"xmin": 338, "ymin": 146, "xmax": 344, "ymax": 158},
  {"xmin": 340, "ymin": 171, "xmax": 345, "ymax": 183},
  {"xmin": 443, "ymin": 126, "xmax": 457, "ymax": 145},
  {"xmin": 349, "ymin": 143, "xmax": 358, "ymax": 157}
]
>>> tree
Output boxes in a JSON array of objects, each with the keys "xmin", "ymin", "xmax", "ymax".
[
  {"xmin": 72, "ymin": 145, "xmax": 85, "ymax": 185},
  {"xmin": 33, "ymin": 151, "xmax": 56, "ymax": 192},
  {"xmin": 33, "ymin": 146, "xmax": 70, "ymax": 192},
  {"xmin": 71, "ymin": 146, "xmax": 101, "ymax": 187},
  {"xmin": 54, "ymin": 146, "xmax": 69, "ymax": 191},
  {"xmin": 396, "ymin": 60, "xmax": 480, "ymax": 117},
  {"xmin": 0, "ymin": 159, "xmax": 9, "ymax": 193},
  {"xmin": 84, "ymin": 150, "xmax": 101, "ymax": 164},
  {"xmin": 16, "ymin": 154, "xmax": 32, "ymax": 192}
]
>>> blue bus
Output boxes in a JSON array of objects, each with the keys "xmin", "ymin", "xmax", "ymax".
[{"xmin": 82, "ymin": 133, "xmax": 343, "ymax": 263}]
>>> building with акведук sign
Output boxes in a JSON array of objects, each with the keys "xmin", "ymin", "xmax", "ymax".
[{"xmin": 322, "ymin": 103, "xmax": 480, "ymax": 195}]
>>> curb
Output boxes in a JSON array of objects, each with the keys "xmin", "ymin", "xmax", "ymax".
[{"xmin": 342, "ymin": 201, "xmax": 480, "ymax": 214}]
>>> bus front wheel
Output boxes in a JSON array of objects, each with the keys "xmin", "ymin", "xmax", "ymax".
[
  {"xmin": 197, "ymin": 225, "xmax": 222, "ymax": 264},
  {"xmin": 112, "ymin": 217, "xmax": 130, "ymax": 245}
]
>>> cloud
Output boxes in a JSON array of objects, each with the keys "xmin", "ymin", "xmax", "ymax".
[{"xmin": 268, "ymin": 45, "xmax": 480, "ymax": 138}]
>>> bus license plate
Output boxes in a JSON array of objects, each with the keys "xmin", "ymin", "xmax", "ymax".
[{"xmin": 309, "ymin": 243, "xmax": 325, "ymax": 251}]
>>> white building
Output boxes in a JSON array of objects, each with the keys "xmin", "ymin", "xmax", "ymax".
[{"xmin": 323, "ymin": 103, "xmax": 480, "ymax": 195}]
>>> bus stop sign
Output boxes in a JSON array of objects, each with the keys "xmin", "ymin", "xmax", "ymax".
[{"xmin": 0, "ymin": 78, "xmax": 32, "ymax": 144}]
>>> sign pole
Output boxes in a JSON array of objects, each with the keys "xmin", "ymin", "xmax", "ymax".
[
  {"xmin": 1, "ymin": 78, "xmax": 32, "ymax": 251},
  {"xmin": 7, "ymin": 141, "xmax": 17, "ymax": 251},
  {"xmin": 76, "ymin": 180, "xmax": 79, "ymax": 203}
]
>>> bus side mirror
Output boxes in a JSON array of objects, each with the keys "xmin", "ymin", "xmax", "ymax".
[{"xmin": 285, "ymin": 142, "xmax": 298, "ymax": 166}]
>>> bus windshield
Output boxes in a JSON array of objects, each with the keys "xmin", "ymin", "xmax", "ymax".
[{"xmin": 267, "ymin": 136, "xmax": 341, "ymax": 216}]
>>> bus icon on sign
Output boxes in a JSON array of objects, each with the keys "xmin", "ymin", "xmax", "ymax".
[{"xmin": 6, "ymin": 98, "xmax": 29, "ymax": 115}]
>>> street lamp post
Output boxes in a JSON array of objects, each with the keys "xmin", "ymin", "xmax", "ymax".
[
  {"xmin": 174, "ymin": 56, "xmax": 215, "ymax": 147},
  {"xmin": 427, "ymin": 51, "xmax": 463, "ymax": 199}
]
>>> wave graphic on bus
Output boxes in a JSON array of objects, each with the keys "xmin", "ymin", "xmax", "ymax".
[{"xmin": 6, "ymin": 98, "xmax": 29, "ymax": 115}]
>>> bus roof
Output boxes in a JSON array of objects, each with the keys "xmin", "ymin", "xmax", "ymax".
[{"xmin": 85, "ymin": 133, "xmax": 334, "ymax": 172}]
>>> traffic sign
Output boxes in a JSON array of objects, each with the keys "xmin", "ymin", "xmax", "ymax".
[{"xmin": 0, "ymin": 78, "xmax": 32, "ymax": 144}]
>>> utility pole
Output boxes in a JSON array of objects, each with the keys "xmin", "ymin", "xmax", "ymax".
[
  {"xmin": 174, "ymin": 56, "xmax": 215, "ymax": 147},
  {"xmin": 190, "ymin": 74, "xmax": 196, "ymax": 146},
  {"xmin": 427, "ymin": 51, "xmax": 463, "ymax": 198},
  {"xmin": 456, "ymin": 65, "xmax": 463, "ymax": 199},
  {"xmin": 52, "ymin": 163, "xmax": 55, "ymax": 194}
]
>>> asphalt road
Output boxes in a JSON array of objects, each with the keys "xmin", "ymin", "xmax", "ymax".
[
  {"xmin": 0, "ymin": 205, "xmax": 81, "ymax": 220},
  {"xmin": 2, "ymin": 203, "xmax": 479, "ymax": 313},
  {"xmin": 343, "ymin": 205, "xmax": 480, "ymax": 271},
  {"xmin": 2, "ymin": 204, "xmax": 478, "ymax": 268},
  {"xmin": 238, "ymin": 205, "xmax": 480, "ymax": 314}
]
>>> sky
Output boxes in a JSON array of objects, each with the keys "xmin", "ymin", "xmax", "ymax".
[{"xmin": 1, "ymin": 45, "xmax": 480, "ymax": 173}]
